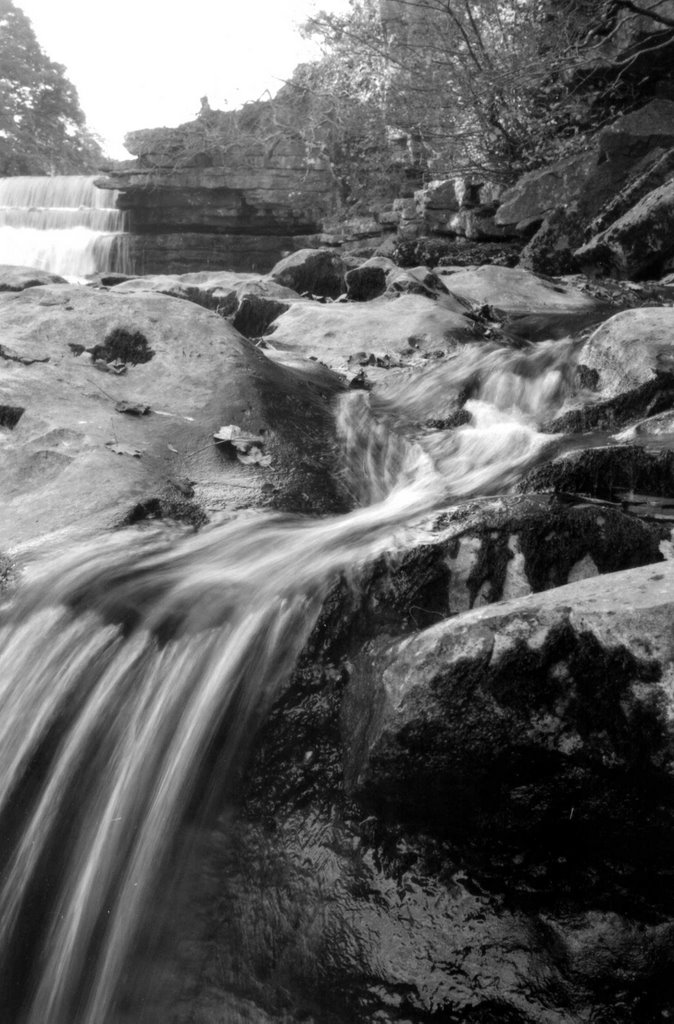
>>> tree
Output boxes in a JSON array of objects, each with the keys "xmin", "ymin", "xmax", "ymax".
[
  {"xmin": 302, "ymin": 0, "xmax": 674, "ymax": 188},
  {"xmin": 0, "ymin": 0, "xmax": 104, "ymax": 175}
]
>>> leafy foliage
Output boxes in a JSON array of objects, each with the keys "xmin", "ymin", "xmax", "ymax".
[
  {"xmin": 0, "ymin": 0, "xmax": 104, "ymax": 175},
  {"xmin": 301, "ymin": 0, "xmax": 674, "ymax": 189}
]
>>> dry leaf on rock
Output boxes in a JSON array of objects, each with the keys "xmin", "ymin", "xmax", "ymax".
[
  {"xmin": 105, "ymin": 442, "xmax": 142, "ymax": 458},
  {"xmin": 115, "ymin": 401, "xmax": 151, "ymax": 416},
  {"xmin": 213, "ymin": 424, "xmax": 269, "ymax": 464}
]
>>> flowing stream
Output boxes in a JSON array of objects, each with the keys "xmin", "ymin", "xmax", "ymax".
[
  {"xmin": 0, "ymin": 176, "xmax": 128, "ymax": 277},
  {"xmin": 0, "ymin": 338, "xmax": 580, "ymax": 1023}
]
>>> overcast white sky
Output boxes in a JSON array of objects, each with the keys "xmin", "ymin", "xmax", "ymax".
[{"xmin": 17, "ymin": 0, "xmax": 350, "ymax": 158}]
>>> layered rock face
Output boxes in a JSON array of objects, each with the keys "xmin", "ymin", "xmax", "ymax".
[
  {"xmin": 96, "ymin": 97, "xmax": 338, "ymax": 274},
  {"xmin": 495, "ymin": 99, "xmax": 674, "ymax": 278}
]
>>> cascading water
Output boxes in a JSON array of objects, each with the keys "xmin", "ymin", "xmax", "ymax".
[
  {"xmin": 0, "ymin": 175, "xmax": 129, "ymax": 278},
  {"xmin": 0, "ymin": 339, "xmax": 576, "ymax": 1024}
]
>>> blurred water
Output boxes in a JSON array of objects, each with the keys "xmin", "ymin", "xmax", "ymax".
[{"xmin": 0, "ymin": 338, "xmax": 575, "ymax": 1023}]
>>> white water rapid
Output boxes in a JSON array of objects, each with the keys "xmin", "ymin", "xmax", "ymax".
[
  {"xmin": 0, "ymin": 176, "xmax": 128, "ymax": 278},
  {"xmin": 0, "ymin": 338, "xmax": 577, "ymax": 1023}
]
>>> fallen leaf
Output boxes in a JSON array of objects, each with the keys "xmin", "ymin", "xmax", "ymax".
[
  {"xmin": 214, "ymin": 424, "xmax": 265, "ymax": 452},
  {"xmin": 116, "ymin": 401, "xmax": 151, "ymax": 416},
  {"xmin": 106, "ymin": 442, "xmax": 142, "ymax": 458},
  {"xmin": 167, "ymin": 443, "xmax": 179, "ymax": 453}
]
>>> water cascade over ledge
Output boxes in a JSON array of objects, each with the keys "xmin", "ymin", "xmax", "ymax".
[
  {"xmin": 0, "ymin": 176, "xmax": 129, "ymax": 277},
  {"xmin": 0, "ymin": 340, "xmax": 578, "ymax": 1023}
]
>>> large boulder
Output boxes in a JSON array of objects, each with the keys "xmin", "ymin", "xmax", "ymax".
[
  {"xmin": 585, "ymin": 145, "xmax": 674, "ymax": 238},
  {"xmin": 344, "ymin": 559, "xmax": 674, "ymax": 864},
  {"xmin": 495, "ymin": 101, "xmax": 674, "ymax": 282},
  {"xmin": 520, "ymin": 445, "xmax": 674, "ymax": 513},
  {"xmin": 574, "ymin": 306, "xmax": 674, "ymax": 400},
  {"xmin": 269, "ymin": 248, "xmax": 348, "ymax": 299},
  {"xmin": 518, "ymin": 205, "xmax": 586, "ymax": 277},
  {"xmin": 549, "ymin": 306, "xmax": 674, "ymax": 432},
  {"xmin": 495, "ymin": 150, "xmax": 598, "ymax": 229},
  {"xmin": 575, "ymin": 177, "xmax": 674, "ymax": 278},
  {"xmin": 430, "ymin": 493, "xmax": 665, "ymax": 615},
  {"xmin": 599, "ymin": 98, "xmax": 674, "ymax": 163},
  {"xmin": 0, "ymin": 285, "xmax": 346, "ymax": 551}
]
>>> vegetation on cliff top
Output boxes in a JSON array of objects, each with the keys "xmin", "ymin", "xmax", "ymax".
[
  {"xmin": 293, "ymin": 0, "xmax": 674, "ymax": 202},
  {"xmin": 0, "ymin": 0, "xmax": 104, "ymax": 175}
]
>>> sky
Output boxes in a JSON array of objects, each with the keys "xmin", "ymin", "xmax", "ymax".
[{"xmin": 16, "ymin": 0, "xmax": 351, "ymax": 159}]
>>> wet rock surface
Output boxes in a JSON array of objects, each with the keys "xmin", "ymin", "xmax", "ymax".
[
  {"xmin": 438, "ymin": 265, "xmax": 597, "ymax": 316},
  {"xmin": 0, "ymin": 285, "xmax": 346, "ymax": 552},
  {"xmin": 264, "ymin": 293, "xmax": 477, "ymax": 368}
]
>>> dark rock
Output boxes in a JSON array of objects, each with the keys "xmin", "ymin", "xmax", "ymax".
[
  {"xmin": 432, "ymin": 494, "xmax": 666, "ymax": 612},
  {"xmin": 231, "ymin": 295, "xmax": 291, "ymax": 338},
  {"xmin": 575, "ymin": 177, "xmax": 674, "ymax": 279},
  {"xmin": 519, "ymin": 205, "xmax": 585, "ymax": 277},
  {"xmin": 123, "ymin": 232, "xmax": 318, "ymax": 276},
  {"xmin": 520, "ymin": 444, "xmax": 674, "ymax": 504},
  {"xmin": 586, "ymin": 146, "xmax": 674, "ymax": 239},
  {"xmin": 86, "ymin": 272, "xmax": 135, "ymax": 288},
  {"xmin": 599, "ymin": 98, "xmax": 674, "ymax": 163},
  {"xmin": 343, "ymin": 559, "xmax": 674, "ymax": 896},
  {"xmin": 269, "ymin": 248, "xmax": 347, "ymax": 299},
  {"xmin": 344, "ymin": 263, "xmax": 387, "ymax": 301},
  {"xmin": 495, "ymin": 150, "xmax": 599, "ymax": 228}
]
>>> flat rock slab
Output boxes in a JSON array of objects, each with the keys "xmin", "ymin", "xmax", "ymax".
[
  {"xmin": 0, "ymin": 285, "xmax": 344, "ymax": 553},
  {"xmin": 265, "ymin": 293, "xmax": 477, "ymax": 366},
  {"xmin": 438, "ymin": 265, "xmax": 597, "ymax": 315},
  {"xmin": 0, "ymin": 264, "xmax": 68, "ymax": 291}
]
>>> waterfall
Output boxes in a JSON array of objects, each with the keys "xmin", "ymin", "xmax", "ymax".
[
  {"xmin": 0, "ymin": 176, "xmax": 129, "ymax": 278},
  {"xmin": 0, "ymin": 339, "xmax": 575, "ymax": 1023}
]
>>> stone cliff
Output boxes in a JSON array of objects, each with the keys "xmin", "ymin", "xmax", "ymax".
[{"xmin": 96, "ymin": 91, "xmax": 339, "ymax": 274}]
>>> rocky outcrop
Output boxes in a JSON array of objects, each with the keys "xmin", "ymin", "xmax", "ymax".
[
  {"xmin": 343, "ymin": 559, "xmax": 674, "ymax": 897},
  {"xmin": 495, "ymin": 149, "xmax": 598, "ymax": 231},
  {"xmin": 493, "ymin": 99, "xmax": 674, "ymax": 278},
  {"xmin": 576, "ymin": 177, "xmax": 674, "ymax": 278},
  {"xmin": 95, "ymin": 96, "xmax": 339, "ymax": 274}
]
